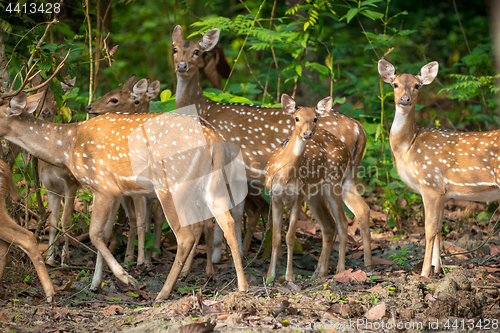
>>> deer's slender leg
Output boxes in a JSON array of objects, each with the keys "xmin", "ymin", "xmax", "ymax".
[
  {"xmin": 307, "ymin": 195, "xmax": 337, "ymax": 279},
  {"xmin": 212, "ymin": 199, "xmax": 243, "ymax": 263},
  {"xmin": 285, "ymin": 197, "xmax": 301, "ymax": 281},
  {"xmin": 151, "ymin": 200, "xmax": 164, "ymax": 259},
  {"xmin": 421, "ymin": 193, "xmax": 444, "ymax": 277},
  {"xmin": 0, "ymin": 214, "xmax": 54, "ymax": 302},
  {"xmin": 60, "ymin": 182, "xmax": 78, "ymax": 265},
  {"xmin": 343, "ymin": 177, "xmax": 372, "ymax": 267},
  {"xmin": 204, "ymin": 218, "xmax": 214, "ymax": 277},
  {"xmin": 46, "ymin": 192, "xmax": 62, "ymax": 265},
  {"xmin": 90, "ymin": 195, "xmax": 137, "ymax": 291},
  {"xmin": 133, "ymin": 196, "xmax": 147, "ymax": 266},
  {"xmin": 122, "ymin": 197, "xmax": 137, "ymax": 263},
  {"xmin": 267, "ymin": 199, "xmax": 284, "ymax": 280},
  {"xmin": 327, "ymin": 193, "xmax": 349, "ymax": 274}
]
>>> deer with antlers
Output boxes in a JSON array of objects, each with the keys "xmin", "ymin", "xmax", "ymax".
[
  {"xmin": 173, "ymin": 26, "xmax": 373, "ymax": 272},
  {"xmin": 0, "ymin": 56, "xmax": 248, "ymax": 300},
  {"xmin": 266, "ymin": 94, "xmax": 352, "ymax": 280},
  {"xmin": 378, "ymin": 59, "xmax": 500, "ymax": 277}
]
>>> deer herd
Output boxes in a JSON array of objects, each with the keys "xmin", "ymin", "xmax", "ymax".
[{"xmin": 0, "ymin": 26, "xmax": 493, "ymax": 304}]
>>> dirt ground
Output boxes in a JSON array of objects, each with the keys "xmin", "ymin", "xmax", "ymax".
[{"xmin": 0, "ymin": 199, "xmax": 499, "ymax": 332}]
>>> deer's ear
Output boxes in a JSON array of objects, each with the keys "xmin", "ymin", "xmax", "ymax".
[
  {"xmin": 25, "ymin": 91, "xmax": 45, "ymax": 114},
  {"xmin": 198, "ymin": 29, "xmax": 220, "ymax": 52},
  {"xmin": 378, "ymin": 59, "xmax": 396, "ymax": 84},
  {"xmin": 123, "ymin": 74, "xmax": 138, "ymax": 91},
  {"xmin": 418, "ymin": 61, "xmax": 439, "ymax": 85},
  {"xmin": 281, "ymin": 94, "xmax": 296, "ymax": 116},
  {"xmin": 172, "ymin": 25, "xmax": 184, "ymax": 45},
  {"xmin": 147, "ymin": 80, "xmax": 161, "ymax": 100},
  {"xmin": 7, "ymin": 92, "xmax": 27, "ymax": 116},
  {"xmin": 316, "ymin": 96, "xmax": 332, "ymax": 117},
  {"xmin": 132, "ymin": 78, "xmax": 148, "ymax": 99}
]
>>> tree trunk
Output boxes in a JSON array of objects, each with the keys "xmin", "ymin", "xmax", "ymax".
[
  {"xmin": 0, "ymin": 25, "xmax": 10, "ymax": 92},
  {"xmin": 491, "ymin": 0, "xmax": 500, "ymax": 101}
]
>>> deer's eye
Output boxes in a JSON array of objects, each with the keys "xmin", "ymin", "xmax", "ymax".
[
  {"xmin": 415, "ymin": 84, "xmax": 421, "ymax": 89},
  {"xmin": 393, "ymin": 83, "xmax": 398, "ymax": 88},
  {"xmin": 173, "ymin": 47, "xmax": 178, "ymax": 54},
  {"xmin": 194, "ymin": 49, "xmax": 200, "ymax": 56},
  {"xmin": 295, "ymin": 117, "xmax": 299, "ymax": 122},
  {"xmin": 313, "ymin": 118, "xmax": 318, "ymax": 123},
  {"xmin": 135, "ymin": 100, "xmax": 140, "ymax": 105},
  {"xmin": 110, "ymin": 98, "xmax": 118, "ymax": 104}
]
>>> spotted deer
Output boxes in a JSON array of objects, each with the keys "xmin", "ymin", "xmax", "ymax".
[
  {"xmin": 378, "ymin": 59, "xmax": 500, "ymax": 277},
  {"xmin": 86, "ymin": 74, "xmax": 162, "ymax": 268},
  {"xmin": 172, "ymin": 25, "xmax": 373, "ymax": 268},
  {"xmin": 266, "ymin": 94, "xmax": 351, "ymax": 280},
  {"xmin": 0, "ymin": 63, "xmax": 248, "ymax": 300},
  {"xmin": 0, "ymin": 159, "xmax": 55, "ymax": 303}
]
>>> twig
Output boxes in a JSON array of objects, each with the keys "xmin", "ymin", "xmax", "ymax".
[
  {"xmin": 48, "ymin": 224, "xmax": 98, "ymax": 255},
  {"xmin": 26, "ymin": 18, "xmax": 59, "ymax": 69},
  {"xmin": 84, "ymin": 0, "xmax": 94, "ymax": 113},
  {"xmin": 48, "ymin": 266, "xmax": 108, "ymax": 272},
  {"xmin": 223, "ymin": 0, "xmax": 266, "ymax": 92},
  {"xmin": 452, "ymin": 0, "xmax": 471, "ymax": 55}
]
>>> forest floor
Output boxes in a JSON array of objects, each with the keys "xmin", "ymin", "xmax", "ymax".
[{"xmin": 0, "ymin": 198, "xmax": 499, "ymax": 332}]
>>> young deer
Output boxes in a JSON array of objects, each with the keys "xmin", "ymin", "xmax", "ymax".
[
  {"xmin": 266, "ymin": 94, "xmax": 351, "ymax": 280},
  {"xmin": 378, "ymin": 59, "xmax": 500, "ymax": 277},
  {"xmin": 0, "ymin": 159, "xmax": 55, "ymax": 303},
  {"xmin": 0, "ymin": 64, "xmax": 247, "ymax": 300},
  {"xmin": 172, "ymin": 26, "xmax": 373, "ymax": 268}
]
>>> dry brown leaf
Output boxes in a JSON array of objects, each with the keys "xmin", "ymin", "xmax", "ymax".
[
  {"xmin": 196, "ymin": 291, "xmax": 222, "ymax": 315},
  {"xmin": 483, "ymin": 266, "xmax": 500, "ymax": 272},
  {"xmin": 0, "ymin": 312, "xmax": 10, "ymax": 323},
  {"xmin": 296, "ymin": 220, "xmax": 317, "ymax": 235},
  {"xmin": 334, "ymin": 269, "xmax": 367, "ymax": 284},
  {"xmin": 489, "ymin": 243, "xmax": 500, "ymax": 255},
  {"xmin": 370, "ymin": 210, "xmax": 387, "ymax": 222},
  {"xmin": 371, "ymin": 256, "xmax": 394, "ymax": 265},
  {"xmin": 55, "ymin": 274, "xmax": 76, "ymax": 292},
  {"xmin": 364, "ymin": 302, "xmax": 387, "ymax": 320}
]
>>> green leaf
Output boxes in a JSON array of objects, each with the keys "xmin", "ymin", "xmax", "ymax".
[
  {"xmin": 303, "ymin": 21, "xmax": 309, "ymax": 31},
  {"xmin": 160, "ymin": 89, "xmax": 172, "ymax": 102},
  {"xmin": 342, "ymin": 8, "xmax": 360, "ymax": 23},
  {"xmin": 361, "ymin": 10, "xmax": 384, "ymax": 20},
  {"xmin": 477, "ymin": 211, "xmax": 492, "ymax": 222},
  {"xmin": 397, "ymin": 29, "xmax": 418, "ymax": 36}
]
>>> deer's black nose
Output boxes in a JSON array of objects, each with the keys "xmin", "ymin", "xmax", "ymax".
[
  {"xmin": 303, "ymin": 131, "xmax": 313, "ymax": 139},
  {"xmin": 41, "ymin": 108, "xmax": 51, "ymax": 118},
  {"xmin": 177, "ymin": 62, "xmax": 188, "ymax": 72},
  {"xmin": 86, "ymin": 105, "xmax": 92, "ymax": 112},
  {"xmin": 399, "ymin": 95, "xmax": 411, "ymax": 105}
]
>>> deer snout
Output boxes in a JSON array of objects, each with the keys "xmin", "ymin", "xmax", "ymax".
[
  {"xmin": 86, "ymin": 105, "xmax": 93, "ymax": 113},
  {"xmin": 41, "ymin": 108, "xmax": 52, "ymax": 119},
  {"xmin": 399, "ymin": 94, "xmax": 411, "ymax": 105},
  {"xmin": 177, "ymin": 62, "xmax": 188, "ymax": 73},
  {"xmin": 303, "ymin": 131, "xmax": 313, "ymax": 140}
]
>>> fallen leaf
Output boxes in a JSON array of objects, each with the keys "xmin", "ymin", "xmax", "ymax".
[
  {"xmin": 334, "ymin": 269, "xmax": 367, "ymax": 284},
  {"xmin": 0, "ymin": 312, "xmax": 10, "ymax": 323},
  {"xmin": 365, "ymin": 302, "xmax": 387, "ymax": 320},
  {"xmin": 274, "ymin": 299, "xmax": 289, "ymax": 317},
  {"xmin": 296, "ymin": 220, "xmax": 317, "ymax": 235},
  {"xmin": 55, "ymin": 275, "xmax": 76, "ymax": 292},
  {"xmin": 370, "ymin": 210, "xmax": 387, "ymax": 222},
  {"xmin": 490, "ymin": 243, "xmax": 500, "ymax": 255},
  {"xmin": 196, "ymin": 292, "xmax": 221, "ymax": 315}
]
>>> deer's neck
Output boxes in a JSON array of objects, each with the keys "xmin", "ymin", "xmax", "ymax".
[
  {"xmin": 275, "ymin": 134, "xmax": 308, "ymax": 178},
  {"xmin": 175, "ymin": 71, "xmax": 210, "ymax": 117},
  {"xmin": 6, "ymin": 113, "xmax": 77, "ymax": 169},
  {"xmin": 389, "ymin": 105, "xmax": 418, "ymax": 154}
]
